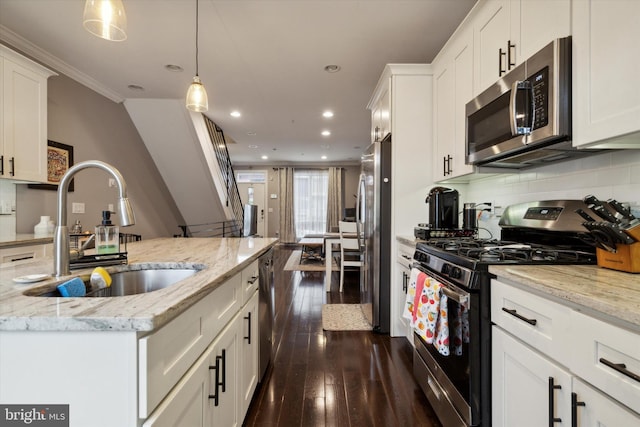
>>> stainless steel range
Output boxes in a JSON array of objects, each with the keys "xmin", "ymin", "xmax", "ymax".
[{"xmin": 410, "ymin": 200, "xmax": 597, "ymax": 427}]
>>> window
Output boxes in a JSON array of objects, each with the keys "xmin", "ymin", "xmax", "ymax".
[{"xmin": 294, "ymin": 169, "xmax": 328, "ymax": 237}]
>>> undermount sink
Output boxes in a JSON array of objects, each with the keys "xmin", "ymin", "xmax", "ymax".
[{"xmin": 25, "ymin": 266, "xmax": 203, "ymax": 297}]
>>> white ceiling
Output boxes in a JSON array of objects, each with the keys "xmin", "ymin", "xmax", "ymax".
[{"xmin": 0, "ymin": 0, "xmax": 476, "ymax": 165}]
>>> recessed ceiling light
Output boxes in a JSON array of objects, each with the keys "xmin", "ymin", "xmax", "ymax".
[
  {"xmin": 248, "ymin": 145, "xmax": 259, "ymax": 149},
  {"xmin": 321, "ymin": 130, "xmax": 331, "ymax": 137},
  {"xmin": 324, "ymin": 65, "xmax": 341, "ymax": 73},
  {"xmin": 230, "ymin": 111, "xmax": 241, "ymax": 118},
  {"xmin": 321, "ymin": 155, "xmax": 327, "ymax": 160},
  {"xmin": 164, "ymin": 64, "xmax": 184, "ymax": 72},
  {"xmin": 323, "ymin": 111, "xmax": 334, "ymax": 118},
  {"xmin": 127, "ymin": 84, "xmax": 145, "ymax": 91},
  {"xmin": 247, "ymin": 132, "xmax": 257, "ymax": 136},
  {"xmin": 261, "ymin": 155, "xmax": 268, "ymax": 160}
]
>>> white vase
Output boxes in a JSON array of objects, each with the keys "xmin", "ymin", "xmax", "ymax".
[{"xmin": 34, "ymin": 216, "xmax": 51, "ymax": 236}]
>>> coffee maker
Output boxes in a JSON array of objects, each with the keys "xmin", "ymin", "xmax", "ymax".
[{"xmin": 426, "ymin": 186, "xmax": 459, "ymax": 229}]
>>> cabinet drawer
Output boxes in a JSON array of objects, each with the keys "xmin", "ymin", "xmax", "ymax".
[
  {"xmin": 396, "ymin": 242, "xmax": 414, "ymax": 268},
  {"xmin": 569, "ymin": 311, "xmax": 640, "ymax": 414},
  {"xmin": 241, "ymin": 260, "xmax": 259, "ymax": 304},
  {"xmin": 0, "ymin": 244, "xmax": 47, "ymax": 264},
  {"xmin": 139, "ymin": 272, "xmax": 241, "ymax": 417},
  {"xmin": 491, "ymin": 279, "xmax": 572, "ymax": 366}
]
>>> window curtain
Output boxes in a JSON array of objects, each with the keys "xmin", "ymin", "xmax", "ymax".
[
  {"xmin": 326, "ymin": 167, "xmax": 343, "ymax": 232},
  {"xmin": 293, "ymin": 169, "xmax": 328, "ymax": 239},
  {"xmin": 278, "ymin": 167, "xmax": 296, "ymax": 244}
]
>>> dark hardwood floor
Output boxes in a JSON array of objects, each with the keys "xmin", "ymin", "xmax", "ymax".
[{"xmin": 243, "ymin": 245, "xmax": 442, "ymax": 427}]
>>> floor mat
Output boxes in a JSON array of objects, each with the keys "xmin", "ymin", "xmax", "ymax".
[
  {"xmin": 322, "ymin": 304, "xmax": 371, "ymax": 331},
  {"xmin": 284, "ymin": 250, "xmax": 339, "ymax": 272}
]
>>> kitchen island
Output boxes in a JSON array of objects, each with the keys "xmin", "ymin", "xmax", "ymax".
[{"xmin": 0, "ymin": 237, "xmax": 278, "ymax": 427}]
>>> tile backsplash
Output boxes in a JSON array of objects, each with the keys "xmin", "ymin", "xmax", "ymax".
[{"xmin": 464, "ymin": 149, "xmax": 640, "ymax": 239}]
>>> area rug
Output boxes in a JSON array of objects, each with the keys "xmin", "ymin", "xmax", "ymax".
[
  {"xmin": 284, "ymin": 250, "xmax": 339, "ymax": 272},
  {"xmin": 322, "ymin": 304, "xmax": 371, "ymax": 331}
]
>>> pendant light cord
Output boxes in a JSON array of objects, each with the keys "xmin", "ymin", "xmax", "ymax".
[{"xmin": 195, "ymin": 0, "xmax": 199, "ymax": 77}]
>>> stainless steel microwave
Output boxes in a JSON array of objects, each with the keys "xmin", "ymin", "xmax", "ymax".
[{"xmin": 465, "ymin": 37, "xmax": 586, "ymax": 169}]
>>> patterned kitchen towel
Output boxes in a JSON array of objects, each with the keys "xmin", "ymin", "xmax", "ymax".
[
  {"xmin": 403, "ymin": 268, "xmax": 424, "ymax": 322},
  {"xmin": 434, "ymin": 292, "xmax": 450, "ymax": 356},
  {"xmin": 452, "ymin": 304, "xmax": 470, "ymax": 356},
  {"xmin": 413, "ymin": 277, "xmax": 442, "ymax": 344}
]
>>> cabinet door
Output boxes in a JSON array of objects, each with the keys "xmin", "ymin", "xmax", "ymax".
[
  {"xmin": 451, "ymin": 32, "xmax": 475, "ymax": 178},
  {"xmin": 142, "ymin": 343, "xmax": 213, "ymax": 427},
  {"xmin": 514, "ymin": 0, "xmax": 570, "ymax": 62},
  {"xmin": 572, "ymin": 0, "xmax": 640, "ymax": 148},
  {"xmin": 492, "ymin": 327, "xmax": 572, "ymax": 427},
  {"xmin": 241, "ymin": 260, "xmax": 259, "ymax": 305},
  {"xmin": 371, "ymin": 86, "xmax": 390, "ymax": 143},
  {"xmin": 473, "ymin": 0, "xmax": 512, "ymax": 93},
  {"xmin": 572, "ymin": 378, "xmax": 640, "ymax": 427},
  {"xmin": 433, "ymin": 59, "xmax": 455, "ymax": 181},
  {"xmin": 210, "ymin": 315, "xmax": 240, "ymax": 427},
  {"xmin": 239, "ymin": 292, "xmax": 259, "ymax": 419},
  {"xmin": 2, "ymin": 57, "xmax": 48, "ymax": 182}
]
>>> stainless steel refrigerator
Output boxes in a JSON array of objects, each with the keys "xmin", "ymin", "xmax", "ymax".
[{"xmin": 357, "ymin": 135, "xmax": 391, "ymax": 333}]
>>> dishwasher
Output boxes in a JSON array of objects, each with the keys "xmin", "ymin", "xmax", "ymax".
[{"xmin": 258, "ymin": 248, "xmax": 274, "ymax": 380}]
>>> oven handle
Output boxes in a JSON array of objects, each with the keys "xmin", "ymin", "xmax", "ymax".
[{"xmin": 410, "ymin": 264, "xmax": 470, "ymax": 308}]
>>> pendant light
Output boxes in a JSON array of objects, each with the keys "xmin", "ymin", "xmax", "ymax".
[
  {"xmin": 186, "ymin": 0, "xmax": 209, "ymax": 112},
  {"xmin": 83, "ymin": 0, "xmax": 127, "ymax": 41}
]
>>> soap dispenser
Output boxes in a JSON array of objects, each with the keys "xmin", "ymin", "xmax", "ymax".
[{"xmin": 95, "ymin": 210, "xmax": 119, "ymax": 254}]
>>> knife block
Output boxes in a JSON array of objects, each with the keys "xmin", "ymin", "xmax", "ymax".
[{"xmin": 596, "ymin": 242, "xmax": 640, "ymax": 273}]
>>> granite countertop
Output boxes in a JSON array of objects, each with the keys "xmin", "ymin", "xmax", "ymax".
[
  {"xmin": 0, "ymin": 237, "xmax": 278, "ymax": 332},
  {"xmin": 490, "ymin": 265, "xmax": 640, "ymax": 332},
  {"xmin": 0, "ymin": 233, "xmax": 53, "ymax": 248}
]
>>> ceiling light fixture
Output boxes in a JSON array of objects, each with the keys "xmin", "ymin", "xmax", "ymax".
[
  {"xmin": 83, "ymin": 0, "xmax": 127, "ymax": 41},
  {"xmin": 230, "ymin": 111, "xmax": 241, "ymax": 118},
  {"xmin": 165, "ymin": 64, "xmax": 184, "ymax": 72},
  {"xmin": 261, "ymin": 155, "xmax": 268, "ymax": 160},
  {"xmin": 321, "ymin": 155, "xmax": 327, "ymax": 160},
  {"xmin": 321, "ymin": 130, "xmax": 331, "ymax": 136},
  {"xmin": 324, "ymin": 65, "xmax": 341, "ymax": 73},
  {"xmin": 323, "ymin": 111, "xmax": 334, "ymax": 118},
  {"xmin": 186, "ymin": 0, "xmax": 208, "ymax": 112}
]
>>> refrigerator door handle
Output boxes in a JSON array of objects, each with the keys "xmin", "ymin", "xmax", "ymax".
[{"xmin": 356, "ymin": 172, "xmax": 365, "ymax": 248}]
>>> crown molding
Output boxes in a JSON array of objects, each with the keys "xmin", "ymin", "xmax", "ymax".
[{"xmin": 0, "ymin": 24, "xmax": 124, "ymax": 103}]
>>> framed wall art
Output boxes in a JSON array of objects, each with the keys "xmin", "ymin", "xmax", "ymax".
[{"xmin": 28, "ymin": 140, "xmax": 75, "ymax": 191}]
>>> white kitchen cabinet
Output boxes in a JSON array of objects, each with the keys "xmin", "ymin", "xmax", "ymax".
[
  {"xmin": 571, "ymin": 377, "xmax": 640, "ymax": 427},
  {"xmin": 239, "ymin": 291, "xmax": 259, "ymax": 418},
  {"xmin": 491, "ymin": 277, "xmax": 640, "ymax": 427},
  {"xmin": 0, "ymin": 45, "xmax": 55, "ymax": 182},
  {"xmin": 432, "ymin": 26, "xmax": 475, "ymax": 181},
  {"xmin": 393, "ymin": 239, "xmax": 414, "ymax": 341},
  {"xmin": 0, "ymin": 243, "xmax": 52, "ymax": 264},
  {"xmin": 492, "ymin": 327, "xmax": 572, "ymax": 427},
  {"xmin": 210, "ymin": 314, "xmax": 241, "ymax": 427},
  {"xmin": 241, "ymin": 259, "xmax": 259, "ymax": 305},
  {"xmin": 572, "ymin": 0, "xmax": 640, "ymax": 149},
  {"xmin": 368, "ymin": 64, "xmax": 432, "ymax": 334},
  {"xmin": 472, "ymin": 0, "xmax": 570, "ymax": 94},
  {"xmin": 369, "ymin": 85, "xmax": 390, "ymax": 143}
]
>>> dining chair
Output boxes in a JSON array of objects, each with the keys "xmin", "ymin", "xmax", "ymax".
[{"xmin": 338, "ymin": 221, "xmax": 362, "ymax": 292}]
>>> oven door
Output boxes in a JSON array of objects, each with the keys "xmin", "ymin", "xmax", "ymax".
[{"xmin": 412, "ymin": 267, "xmax": 478, "ymax": 427}]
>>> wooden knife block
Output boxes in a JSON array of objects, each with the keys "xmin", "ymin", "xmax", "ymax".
[{"xmin": 596, "ymin": 242, "xmax": 640, "ymax": 273}]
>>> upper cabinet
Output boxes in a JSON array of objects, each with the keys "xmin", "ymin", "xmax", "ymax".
[
  {"xmin": 473, "ymin": 0, "xmax": 570, "ymax": 94},
  {"xmin": 432, "ymin": 26, "xmax": 475, "ymax": 181},
  {"xmin": 572, "ymin": 0, "xmax": 640, "ymax": 149},
  {"xmin": 369, "ymin": 84, "xmax": 390, "ymax": 143},
  {"xmin": 0, "ymin": 45, "xmax": 56, "ymax": 182}
]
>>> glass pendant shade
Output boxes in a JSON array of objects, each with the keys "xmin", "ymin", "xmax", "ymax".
[
  {"xmin": 186, "ymin": 76, "xmax": 209, "ymax": 112},
  {"xmin": 83, "ymin": 0, "xmax": 127, "ymax": 41}
]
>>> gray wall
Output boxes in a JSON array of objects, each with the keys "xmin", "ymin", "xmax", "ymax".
[{"xmin": 16, "ymin": 73, "xmax": 183, "ymax": 238}]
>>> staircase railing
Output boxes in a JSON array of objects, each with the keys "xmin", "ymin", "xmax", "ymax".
[
  {"xmin": 175, "ymin": 220, "xmax": 241, "ymax": 238},
  {"xmin": 202, "ymin": 116, "xmax": 244, "ymax": 236}
]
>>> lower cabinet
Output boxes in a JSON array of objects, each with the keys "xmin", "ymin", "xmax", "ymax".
[
  {"xmin": 491, "ymin": 278, "xmax": 640, "ymax": 427},
  {"xmin": 392, "ymin": 240, "xmax": 414, "ymax": 341},
  {"xmin": 144, "ymin": 282, "xmax": 259, "ymax": 427}
]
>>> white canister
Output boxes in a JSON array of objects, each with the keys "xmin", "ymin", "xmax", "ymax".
[{"xmin": 34, "ymin": 216, "xmax": 51, "ymax": 236}]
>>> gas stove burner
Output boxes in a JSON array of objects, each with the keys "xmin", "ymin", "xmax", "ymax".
[{"xmin": 480, "ymin": 251, "xmax": 501, "ymax": 262}]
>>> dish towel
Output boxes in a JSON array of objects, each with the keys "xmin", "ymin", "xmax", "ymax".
[
  {"xmin": 412, "ymin": 277, "xmax": 442, "ymax": 344},
  {"xmin": 434, "ymin": 292, "xmax": 450, "ymax": 356},
  {"xmin": 403, "ymin": 268, "xmax": 424, "ymax": 323},
  {"xmin": 452, "ymin": 304, "xmax": 470, "ymax": 356}
]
